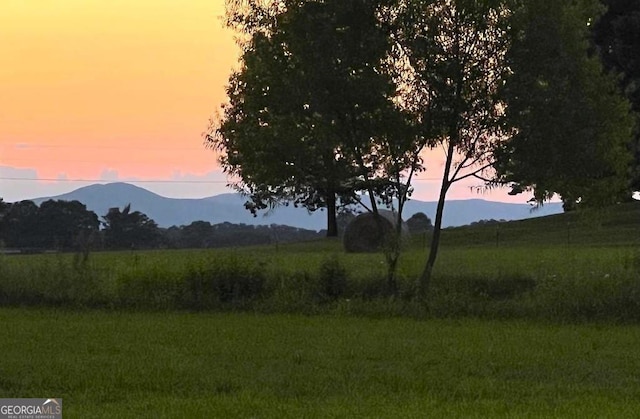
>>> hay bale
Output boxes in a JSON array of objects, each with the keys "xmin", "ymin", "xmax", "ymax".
[{"xmin": 343, "ymin": 210, "xmax": 408, "ymax": 253}]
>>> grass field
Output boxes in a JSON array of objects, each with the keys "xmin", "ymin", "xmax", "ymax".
[
  {"xmin": 2, "ymin": 309, "xmax": 640, "ymax": 418},
  {"xmin": 0, "ymin": 202, "xmax": 639, "ymax": 417},
  {"xmin": 1, "ymin": 240, "xmax": 637, "ymax": 321}
]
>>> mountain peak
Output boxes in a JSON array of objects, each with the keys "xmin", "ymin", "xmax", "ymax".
[{"xmin": 69, "ymin": 182, "xmax": 161, "ymax": 197}]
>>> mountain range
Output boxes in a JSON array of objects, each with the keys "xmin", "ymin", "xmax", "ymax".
[{"xmin": 30, "ymin": 182, "xmax": 563, "ymax": 230}]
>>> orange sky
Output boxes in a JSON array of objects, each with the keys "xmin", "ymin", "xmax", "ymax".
[{"xmin": 0, "ymin": 0, "xmax": 529, "ymax": 203}]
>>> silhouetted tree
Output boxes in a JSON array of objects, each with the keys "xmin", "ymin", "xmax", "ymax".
[
  {"xmin": 394, "ymin": 0, "xmax": 514, "ymax": 295},
  {"xmin": 498, "ymin": 0, "xmax": 634, "ymax": 208},
  {"xmin": 37, "ymin": 200, "xmax": 99, "ymax": 250},
  {"xmin": 181, "ymin": 221, "xmax": 215, "ymax": 248},
  {"xmin": 407, "ymin": 212, "xmax": 433, "ymax": 234},
  {"xmin": 210, "ymin": 0, "xmax": 408, "ymax": 237},
  {"xmin": 0, "ymin": 200, "xmax": 39, "ymax": 248},
  {"xmin": 102, "ymin": 204, "xmax": 160, "ymax": 249},
  {"xmin": 592, "ymin": 0, "xmax": 640, "ymax": 194}
]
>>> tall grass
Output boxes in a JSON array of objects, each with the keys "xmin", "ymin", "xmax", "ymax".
[{"xmin": 0, "ymin": 243, "xmax": 638, "ymax": 322}]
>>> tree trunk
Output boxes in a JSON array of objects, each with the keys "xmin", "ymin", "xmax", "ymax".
[
  {"xmin": 417, "ymin": 140, "xmax": 455, "ymax": 298},
  {"xmin": 417, "ymin": 185, "xmax": 447, "ymax": 297},
  {"xmin": 326, "ymin": 191, "xmax": 338, "ymax": 237}
]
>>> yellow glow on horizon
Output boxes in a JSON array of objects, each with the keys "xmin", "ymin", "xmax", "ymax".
[{"xmin": 0, "ymin": 0, "xmax": 239, "ymax": 179}]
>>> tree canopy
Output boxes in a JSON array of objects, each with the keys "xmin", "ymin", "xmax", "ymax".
[
  {"xmin": 497, "ymin": 0, "xmax": 635, "ymax": 208},
  {"xmin": 102, "ymin": 204, "xmax": 160, "ymax": 250},
  {"xmin": 592, "ymin": 0, "xmax": 640, "ymax": 193},
  {"xmin": 0, "ymin": 199, "xmax": 98, "ymax": 250},
  {"xmin": 209, "ymin": 0, "xmax": 407, "ymax": 237},
  {"xmin": 391, "ymin": 0, "xmax": 514, "ymax": 292}
]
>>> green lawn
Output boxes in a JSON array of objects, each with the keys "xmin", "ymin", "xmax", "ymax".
[{"xmin": 2, "ymin": 308, "xmax": 640, "ymax": 418}]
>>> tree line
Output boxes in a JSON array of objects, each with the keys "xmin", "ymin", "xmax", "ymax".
[
  {"xmin": 0, "ymin": 199, "xmax": 330, "ymax": 252},
  {"xmin": 208, "ymin": 0, "xmax": 639, "ymax": 295},
  {"xmin": 0, "ymin": 197, "xmax": 434, "ymax": 252}
]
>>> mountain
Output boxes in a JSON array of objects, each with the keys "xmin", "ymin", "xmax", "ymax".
[{"xmin": 30, "ymin": 182, "xmax": 563, "ymax": 229}]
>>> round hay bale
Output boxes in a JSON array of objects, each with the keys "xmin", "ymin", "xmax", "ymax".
[{"xmin": 343, "ymin": 210, "xmax": 408, "ymax": 253}]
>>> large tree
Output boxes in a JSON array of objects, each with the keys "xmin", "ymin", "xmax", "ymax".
[
  {"xmin": 209, "ymin": 0, "xmax": 405, "ymax": 237},
  {"xmin": 592, "ymin": 0, "xmax": 640, "ymax": 194},
  {"xmin": 497, "ymin": 0, "xmax": 634, "ymax": 208}
]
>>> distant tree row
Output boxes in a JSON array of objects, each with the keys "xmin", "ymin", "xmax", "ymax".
[
  {"xmin": 0, "ymin": 199, "xmax": 99, "ymax": 250},
  {"xmin": 0, "ymin": 199, "xmax": 324, "ymax": 252},
  {"xmin": 164, "ymin": 221, "xmax": 322, "ymax": 249}
]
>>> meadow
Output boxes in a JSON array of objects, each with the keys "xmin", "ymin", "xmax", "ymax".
[
  {"xmin": 0, "ymin": 202, "xmax": 639, "ymax": 417},
  {"xmin": 1, "ymin": 203, "xmax": 638, "ymax": 320}
]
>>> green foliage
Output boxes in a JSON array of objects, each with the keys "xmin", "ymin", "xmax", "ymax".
[
  {"xmin": 499, "ymin": 0, "xmax": 635, "ymax": 206},
  {"xmin": 211, "ymin": 0, "xmax": 406, "ymax": 236},
  {"xmin": 592, "ymin": 0, "xmax": 640, "ymax": 193}
]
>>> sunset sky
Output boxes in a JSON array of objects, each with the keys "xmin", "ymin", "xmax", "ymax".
[{"xmin": 1, "ymin": 0, "xmax": 530, "ymax": 204}]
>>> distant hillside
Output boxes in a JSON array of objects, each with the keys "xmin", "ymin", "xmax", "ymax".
[{"xmin": 30, "ymin": 182, "xmax": 564, "ymax": 229}]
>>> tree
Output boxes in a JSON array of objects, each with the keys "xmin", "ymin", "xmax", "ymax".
[
  {"xmin": 592, "ymin": 0, "xmax": 640, "ymax": 194},
  {"xmin": 209, "ymin": 0, "xmax": 405, "ymax": 237},
  {"xmin": 497, "ymin": 0, "xmax": 634, "ymax": 208},
  {"xmin": 0, "ymin": 199, "xmax": 10, "ymax": 246},
  {"xmin": 102, "ymin": 204, "xmax": 160, "ymax": 249},
  {"xmin": 0, "ymin": 200, "xmax": 40, "ymax": 248},
  {"xmin": 36, "ymin": 200, "xmax": 99, "ymax": 250},
  {"xmin": 393, "ymin": 0, "xmax": 513, "ymax": 295},
  {"xmin": 181, "ymin": 221, "xmax": 215, "ymax": 248},
  {"xmin": 406, "ymin": 212, "xmax": 432, "ymax": 234}
]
